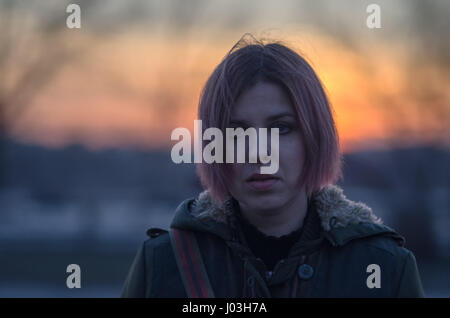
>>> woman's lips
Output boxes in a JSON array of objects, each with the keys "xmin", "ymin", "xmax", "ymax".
[{"xmin": 247, "ymin": 177, "xmax": 279, "ymax": 191}]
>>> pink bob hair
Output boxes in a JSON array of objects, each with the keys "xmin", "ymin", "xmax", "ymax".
[{"xmin": 196, "ymin": 35, "xmax": 343, "ymax": 204}]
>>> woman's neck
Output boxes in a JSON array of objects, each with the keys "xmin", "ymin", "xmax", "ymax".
[{"xmin": 238, "ymin": 190, "xmax": 308, "ymax": 238}]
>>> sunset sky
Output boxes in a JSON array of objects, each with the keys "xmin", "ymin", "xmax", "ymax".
[{"xmin": 2, "ymin": 0, "xmax": 449, "ymax": 153}]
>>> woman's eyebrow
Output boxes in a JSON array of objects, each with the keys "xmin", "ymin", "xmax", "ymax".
[
  {"xmin": 266, "ymin": 113, "xmax": 297, "ymax": 121},
  {"xmin": 229, "ymin": 113, "xmax": 296, "ymax": 126},
  {"xmin": 229, "ymin": 119, "xmax": 250, "ymax": 126}
]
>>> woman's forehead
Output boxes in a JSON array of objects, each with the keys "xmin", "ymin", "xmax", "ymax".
[{"xmin": 231, "ymin": 82, "xmax": 295, "ymax": 121}]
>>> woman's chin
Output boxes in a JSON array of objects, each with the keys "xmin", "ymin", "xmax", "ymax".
[{"xmin": 243, "ymin": 193, "xmax": 287, "ymax": 213}]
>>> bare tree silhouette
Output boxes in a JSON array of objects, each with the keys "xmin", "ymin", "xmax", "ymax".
[{"xmin": 0, "ymin": 0, "xmax": 93, "ymax": 188}]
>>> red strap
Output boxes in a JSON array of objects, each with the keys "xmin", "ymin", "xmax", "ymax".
[{"xmin": 169, "ymin": 228, "xmax": 215, "ymax": 298}]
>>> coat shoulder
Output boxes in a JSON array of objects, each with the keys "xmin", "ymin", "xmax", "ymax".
[
  {"xmin": 325, "ymin": 222, "xmax": 406, "ymax": 249},
  {"xmin": 133, "ymin": 229, "xmax": 186, "ymax": 297},
  {"xmin": 347, "ymin": 232, "xmax": 413, "ymax": 263},
  {"xmin": 142, "ymin": 228, "xmax": 171, "ymax": 255}
]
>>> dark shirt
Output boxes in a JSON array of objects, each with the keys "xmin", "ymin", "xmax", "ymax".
[{"xmin": 235, "ymin": 198, "xmax": 314, "ymax": 271}]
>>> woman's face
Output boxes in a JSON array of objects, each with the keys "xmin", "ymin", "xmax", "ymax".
[{"xmin": 227, "ymin": 81, "xmax": 306, "ymax": 214}]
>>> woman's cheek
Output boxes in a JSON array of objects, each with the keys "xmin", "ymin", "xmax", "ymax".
[{"xmin": 279, "ymin": 138, "xmax": 304, "ymax": 178}]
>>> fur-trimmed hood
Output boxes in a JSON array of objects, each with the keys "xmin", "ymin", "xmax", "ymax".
[{"xmin": 170, "ymin": 184, "xmax": 404, "ymax": 247}]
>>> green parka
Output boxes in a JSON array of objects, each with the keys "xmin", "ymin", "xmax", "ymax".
[{"xmin": 121, "ymin": 184, "xmax": 425, "ymax": 298}]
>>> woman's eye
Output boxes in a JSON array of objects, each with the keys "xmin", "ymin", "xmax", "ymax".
[{"xmin": 271, "ymin": 123, "xmax": 293, "ymax": 134}]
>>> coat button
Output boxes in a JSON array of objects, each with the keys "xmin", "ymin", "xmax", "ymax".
[{"xmin": 298, "ymin": 264, "xmax": 314, "ymax": 280}]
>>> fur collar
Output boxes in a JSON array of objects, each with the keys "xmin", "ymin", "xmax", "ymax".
[{"xmin": 190, "ymin": 184, "xmax": 382, "ymax": 232}]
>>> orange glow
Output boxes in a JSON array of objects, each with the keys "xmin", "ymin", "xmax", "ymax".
[{"xmin": 7, "ymin": 28, "xmax": 450, "ymax": 153}]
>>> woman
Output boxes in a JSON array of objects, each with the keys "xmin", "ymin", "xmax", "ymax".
[{"xmin": 121, "ymin": 36, "xmax": 424, "ymax": 298}]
